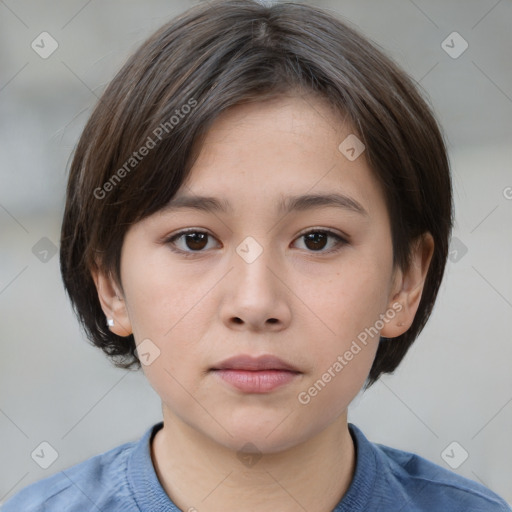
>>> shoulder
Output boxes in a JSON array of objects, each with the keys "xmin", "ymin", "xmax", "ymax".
[
  {"xmin": 377, "ymin": 443, "xmax": 509, "ymax": 510},
  {"xmin": 349, "ymin": 424, "xmax": 511, "ymax": 511},
  {"xmin": 1, "ymin": 437, "xmax": 139, "ymax": 512}
]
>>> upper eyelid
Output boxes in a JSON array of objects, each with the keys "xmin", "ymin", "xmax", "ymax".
[
  {"xmin": 167, "ymin": 226, "xmax": 347, "ymax": 239},
  {"xmin": 165, "ymin": 227, "xmax": 348, "ymax": 248}
]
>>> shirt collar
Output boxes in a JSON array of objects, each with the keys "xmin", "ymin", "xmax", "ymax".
[
  {"xmin": 332, "ymin": 423, "xmax": 377, "ymax": 511},
  {"xmin": 126, "ymin": 421, "xmax": 181, "ymax": 512},
  {"xmin": 126, "ymin": 421, "xmax": 376, "ymax": 512}
]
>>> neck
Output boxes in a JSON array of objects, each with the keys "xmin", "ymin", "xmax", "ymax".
[{"xmin": 151, "ymin": 406, "xmax": 356, "ymax": 512}]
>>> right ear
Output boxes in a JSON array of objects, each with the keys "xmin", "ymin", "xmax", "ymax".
[{"xmin": 91, "ymin": 268, "xmax": 133, "ymax": 337}]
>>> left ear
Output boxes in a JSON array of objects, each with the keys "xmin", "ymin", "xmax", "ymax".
[
  {"xmin": 381, "ymin": 232, "xmax": 435, "ymax": 339},
  {"xmin": 91, "ymin": 266, "xmax": 133, "ymax": 337}
]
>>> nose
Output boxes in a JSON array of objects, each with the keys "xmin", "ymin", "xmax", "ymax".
[{"xmin": 219, "ymin": 239, "xmax": 292, "ymax": 332}]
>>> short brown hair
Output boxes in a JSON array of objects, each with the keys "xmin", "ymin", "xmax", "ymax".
[{"xmin": 60, "ymin": 0, "xmax": 453, "ymax": 387}]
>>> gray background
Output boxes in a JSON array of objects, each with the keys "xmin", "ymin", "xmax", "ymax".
[{"xmin": 1, "ymin": 0, "xmax": 511, "ymax": 506}]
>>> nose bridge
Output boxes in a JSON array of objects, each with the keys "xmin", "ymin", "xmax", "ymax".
[
  {"xmin": 221, "ymin": 234, "xmax": 290, "ymax": 329},
  {"xmin": 233, "ymin": 235, "xmax": 278, "ymax": 296}
]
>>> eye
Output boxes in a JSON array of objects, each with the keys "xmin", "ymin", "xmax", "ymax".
[
  {"xmin": 164, "ymin": 228, "xmax": 348, "ymax": 257},
  {"xmin": 165, "ymin": 229, "xmax": 219, "ymax": 256},
  {"xmin": 293, "ymin": 229, "xmax": 348, "ymax": 254}
]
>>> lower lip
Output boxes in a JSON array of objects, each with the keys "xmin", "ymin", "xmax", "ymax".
[{"xmin": 212, "ymin": 369, "xmax": 300, "ymax": 393}]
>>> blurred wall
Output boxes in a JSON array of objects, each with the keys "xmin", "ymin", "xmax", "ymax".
[{"xmin": 1, "ymin": 0, "xmax": 511, "ymax": 505}]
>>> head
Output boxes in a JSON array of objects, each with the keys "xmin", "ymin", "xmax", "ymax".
[{"xmin": 60, "ymin": 0, "xmax": 452, "ymax": 451}]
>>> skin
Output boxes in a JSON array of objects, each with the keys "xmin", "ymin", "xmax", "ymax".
[{"xmin": 93, "ymin": 94, "xmax": 434, "ymax": 512}]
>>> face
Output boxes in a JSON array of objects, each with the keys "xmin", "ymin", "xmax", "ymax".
[{"xmin": 96, "ymin": 94, "xmax": 429, "ymax": 454}]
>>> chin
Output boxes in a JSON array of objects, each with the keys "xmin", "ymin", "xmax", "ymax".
[{"xmin": 209, "ymin": 416, "xmax": 315, "ymax": 455}]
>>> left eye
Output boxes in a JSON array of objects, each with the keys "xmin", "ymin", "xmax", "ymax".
[
  {"xmin": 164, "ymin": 229, "xmax": 347, "ymax": 255},
  {"xmin": 293, "ymin": 229, "xmax": 347, "ymax": 253}
]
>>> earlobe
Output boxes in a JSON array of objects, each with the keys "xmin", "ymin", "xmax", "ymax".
[
  {"xmin": 91, "ymin": 268, "xmax": 133, "ymax": 337},
  {"xmin": 381, "ymin": 232, "xmax": 434, "ymax": 339}
]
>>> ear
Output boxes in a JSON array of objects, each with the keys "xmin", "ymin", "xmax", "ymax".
[
  {"xmin": 380, "ymin": 232, "xmax": 434, "ymax": 339},
  {"xmin": 91, "ymin": 267, "xmax": 133, "ymax": 337}
]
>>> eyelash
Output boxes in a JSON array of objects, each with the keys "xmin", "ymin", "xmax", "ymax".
[{"xmin": 163, "ymin": 228, "xmax": 348, "ymax": 258}]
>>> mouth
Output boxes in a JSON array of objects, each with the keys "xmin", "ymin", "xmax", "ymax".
[
  {"xmin": 210, "ymin": 355, "xmax": 301, "ymax": 393},
  {"xmin": 210, "ymin": 354, "xmax": 301, "ymax": 372}
]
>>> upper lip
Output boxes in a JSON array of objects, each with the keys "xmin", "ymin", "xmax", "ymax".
[{"xmin": 211, "ymin": 355, "xmax": 300, "ymax": 372}]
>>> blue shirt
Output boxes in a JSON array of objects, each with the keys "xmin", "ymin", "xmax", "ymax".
[{"xmin": 2, "ymin": 422, "xmax": 510, "ymax": 511}]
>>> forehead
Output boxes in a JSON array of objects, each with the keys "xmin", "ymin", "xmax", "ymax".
[{"xmin": 174, "ymin": 94, "xmax": 386, "ymax": 221}]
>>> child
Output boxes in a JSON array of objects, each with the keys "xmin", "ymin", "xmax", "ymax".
[{"xmin": 4, "ymin": 0, "xmax": 510, "ymax": 510}]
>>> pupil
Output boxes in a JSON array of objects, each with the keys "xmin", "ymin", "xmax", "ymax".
[
  {"xmin": 305, "ymin": 232, "xmax": 327, "ymax": 251},
  {"xmin": 186, "ymin": 233, "xmax": 207, "ymax": 250}
]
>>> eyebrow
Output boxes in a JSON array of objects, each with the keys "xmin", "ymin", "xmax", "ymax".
[{"xmin": 163, "ymin": 192, "xmax": 368, "ymax": 217}]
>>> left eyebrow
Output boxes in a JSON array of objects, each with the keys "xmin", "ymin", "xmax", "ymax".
[
  {"xmin": 162, "ymin": 192, "xmax": 368, "ymax": 217},
  {"xmin": 278, "ymin": 193, "xmax": 368, "ymax": 217}
]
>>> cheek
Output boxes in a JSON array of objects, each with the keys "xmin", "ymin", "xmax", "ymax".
[
  {"xmin": 122, "ymin": 246, "xmax": 196, "ymax": 339},
  {"xmin": 299, "ymin": 258, "xmax": 391, "ymax": 349},
  {"xmin": 294, "ymin": 255, "xmax": 391, "ymax": 399},
  {"xmin": 121, "ymin": 247, "xmax": 214, "ymax": 385}
]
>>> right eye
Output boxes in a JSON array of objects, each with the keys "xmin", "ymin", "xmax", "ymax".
[{"xmin": 164, "ymin": 229, "xmax": 220, "ymax": 256}]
